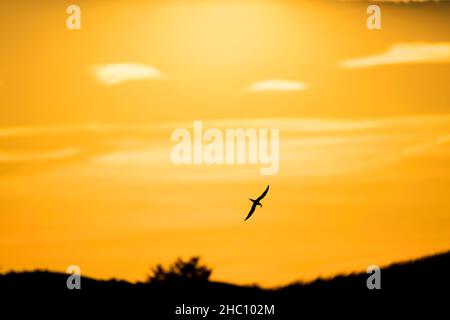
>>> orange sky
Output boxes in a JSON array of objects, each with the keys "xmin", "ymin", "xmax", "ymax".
[{"xmin": 0, "ymin": 0, "xmax": 449, "ymax": 286}]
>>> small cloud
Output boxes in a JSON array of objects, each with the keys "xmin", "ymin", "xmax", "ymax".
[
  {"xmin": 339, "ymin": 42, "xmax": 450, "ymax": 68},
  {"xmin": 92, "ymin": 63, "xmax": 162, "ymax": 85},
  {"xmin": 247, "ymin": 79, "xmax": 307, "ymax": 92}
]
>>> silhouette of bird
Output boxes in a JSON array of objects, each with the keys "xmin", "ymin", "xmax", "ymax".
[{"xmin": 244, "ymin": 185, "xmax": 269, "ymax": 221}]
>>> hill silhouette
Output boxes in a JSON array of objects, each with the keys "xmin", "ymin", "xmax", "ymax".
[{"xmin": 0, "ymin": 251, "xmax": 448, "ymax": 318}]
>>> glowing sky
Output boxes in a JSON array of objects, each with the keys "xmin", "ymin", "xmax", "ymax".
[{"xmin": 0, "ymin": 0, "xmax": 449, "ymax": 286}]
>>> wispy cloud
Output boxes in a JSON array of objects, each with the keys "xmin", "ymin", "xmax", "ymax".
[
  {"xmin": 87, "ymin": 115, "xmax": 450, "ymax": 180},
  {"xmin": 94, "ymin": 148, "xmax": 170, "ymax": 165},
  {"xmin": 1, "ymin": 114, "xmax": 449, "ymax": 179},
  {"xmin": 183, "ymin": 114, "xmax": 450, "ymax": 133},
  {"xmin": 371, "ymin": 0, "xmax": 446, "ymax": 2},
  {"xmin": 339, "ymin": 42, "xmax": 450, "ymax": 68},
  {"xmin": 0, "ymin": 123, "xmax": 127, "ymax": 138},
  {"xmin": 1, "ymin": 115, "xmax": 450, "ymax": 139},
  {"xmin": 340, "ymin": 0, "xmax": 447, "ymax": 3},
  {"xmin": 92, "ymin": 63, "xmax": 163, "ymax": 85},
  {"xmin": 0, "ymin": 148, "xmax": 80, "ymax": 163},
  {"xmin": 247, "ymin": 79, "xmax": 307, "ymax": 92}
]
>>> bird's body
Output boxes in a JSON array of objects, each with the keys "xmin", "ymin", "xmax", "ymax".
[{"xmin": 244, "ymin": 185, "xmax": 269, "ymax": 221}]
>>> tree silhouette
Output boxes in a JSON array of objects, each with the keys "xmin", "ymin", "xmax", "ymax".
[{"xmin": 147, "ymin": 257, "xmax": 212, "ymax": 284}]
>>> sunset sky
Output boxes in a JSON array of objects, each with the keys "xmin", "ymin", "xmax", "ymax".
[{"xmin": 0, "ymin": 0, "xmax": 449, "ymax": 286}]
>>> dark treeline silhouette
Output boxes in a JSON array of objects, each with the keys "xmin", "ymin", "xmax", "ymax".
[
  {"xmin": 148, "ymin": 257, "xmax": 212, "ymax": 285},
  {"xmin": 0, "ymin": 251, "xmax": 449, "ymax": 318}
]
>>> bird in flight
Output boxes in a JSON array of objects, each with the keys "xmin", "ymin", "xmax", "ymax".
[{"xmin": 244, "ymin": 185, "xmax": 270, "ymax": 221}]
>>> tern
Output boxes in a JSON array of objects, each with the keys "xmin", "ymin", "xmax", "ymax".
[{"xmin": 244, "ymin": 185, "xmax": 270, "ymax": 221}]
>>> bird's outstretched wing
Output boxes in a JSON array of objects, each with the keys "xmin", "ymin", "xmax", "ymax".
[
  {"xmin": 256, "ymin": 185, "xmax": 270, "ymax": 202},
  {"xmin": 244, "ymin": 202, "xmax": 258, "ymax": 221}
]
